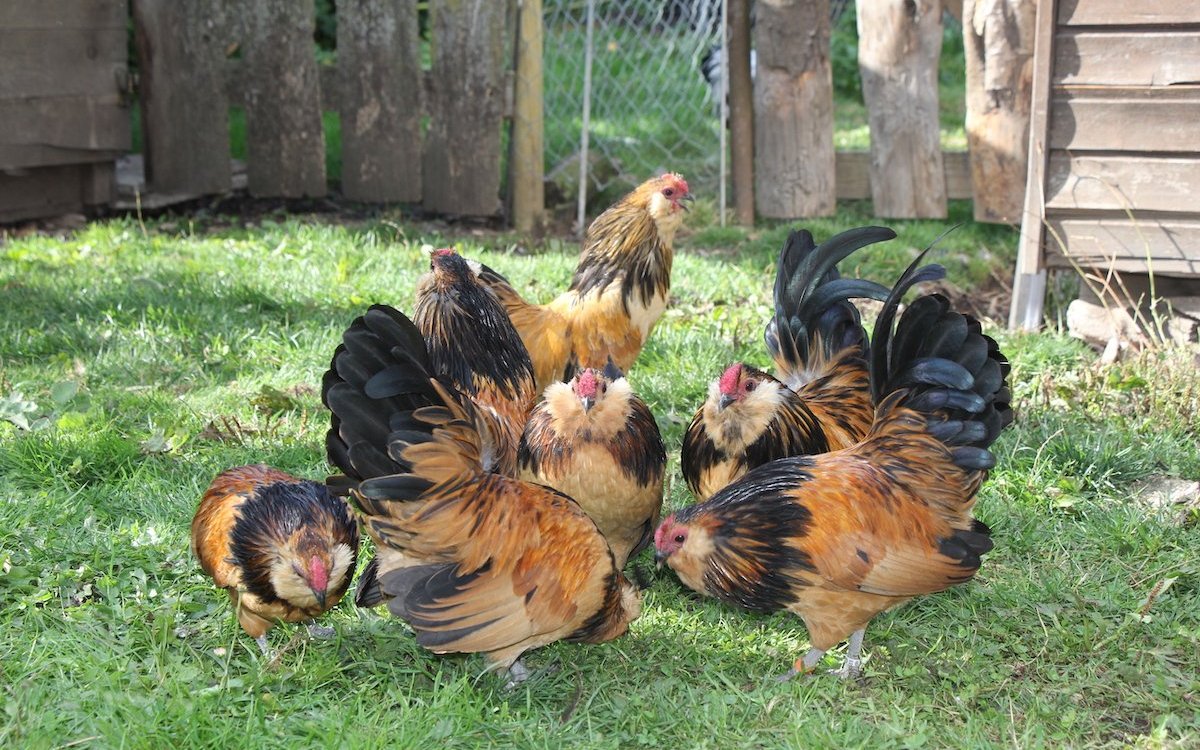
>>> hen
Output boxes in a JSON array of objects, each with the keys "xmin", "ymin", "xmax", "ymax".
[
  {"xmin": 191, "ymin": 465, "xmax": 359, "ymax": 654},
  {"xmin": 477, "ymin": 173, "xmax": 692, "ymax": 391},
  {"xmin": 323, "ymin": 305, "xmax": 642, "ymax": 684},
  {"xmin": 518, "ymin": 362, "xmax": 666, "ymax": 569},
  {"xmin": 681, "ymin": 226, "xmax": 894, "ymax": 501},
  {"xmin": 655, "ymin": 247, "xmax": 1013, "ymax": 680}
]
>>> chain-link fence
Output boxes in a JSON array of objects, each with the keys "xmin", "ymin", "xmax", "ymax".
[{"xmin": 542, "ymin": 0, "xmax": 852, "ymax": 229}]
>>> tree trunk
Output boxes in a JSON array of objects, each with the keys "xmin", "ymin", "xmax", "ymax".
[
  {"xmin": 857, "ymin": 0, "xmax": 946, "ymax": 218},
  {"xmin": 242, "ymin": 0, "xmax": 326, "ymax": 198},
  {"xmin": 963, "ymin": 0, "xmax": 1036, "ymax": 223},
  {"xmin": 754, "ymin": 0, "xmax": 835, "ymax": 219}
]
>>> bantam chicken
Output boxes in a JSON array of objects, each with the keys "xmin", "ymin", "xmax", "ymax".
[
  {"xmin": 323, "ymin": 305, "xmax": 642, "ymax": 685},
  {"xmin": 476, "ymin": 173, "xmax": 693, "ymax": 391},
  {"xmin": 655, "ymin": 246, "xmax": 1013, "ymax": 680},
  {"xmin": 518, "ymin": 362, "xmax": 666, "ymax": 569},
  {"xmin": 681, "ymin": 226, "xmax": 894, "ymax": 501},
  {"xmin": 191, "ymin": 465, "xmax": 359, "ymax": 654}
]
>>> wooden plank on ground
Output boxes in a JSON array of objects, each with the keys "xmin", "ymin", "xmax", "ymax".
[
  {"xmin": 1046, "ymin": 154, "xmax": 1200, "ymax": 213},
  {"xmin": 963, "ymin": 0, "xmax": 1036, "ymax": 223},
  {"xmin": 856, "ymin": 0, "xmax": 947, "ymax": 218},
  {"xmin": 1054, "ymin": 31, "xmax": 1200, "ymax": 87},
  {"xmin": 0, "ymin": 28, "xmax": 127, "ymax": 99},
  {"xmin": 422, "ymin": 0, "xmax": 507, "ymax": 216},
  {"xmin": 835, "ymin": 151, "xmax": 971, "ymax": 200},
  {"xmin": 338, "ymin": 0, "xmax": 423, "ymax": 203},
  {"xmin": 1049, "ymin": 86, "xmax": 1200, "ymax": 152},
  {"xmin": 132, "ymin": 0, "xmax": 231, "ymax": 196},
  {"xmin": 0, "ymin": 96, "xmax": 130, "ymax": 164},
  {"xmin": 242, "ymin": 0, "xmax": 326, "ymax": 198},
  {"xmin": 0, "ymin": 1, "xmax": 125, "ymax": 29},
  {"xmin": 1057, "ymin": 0, "xmax": 1200, "ymax": 26},
  {"xmin": 753, "ymin": 0, "xmax": 835, "ymax": 218},
  {"xmin": 1045, "ymin": 216, "xmax": 1200, "ymax": 275}
]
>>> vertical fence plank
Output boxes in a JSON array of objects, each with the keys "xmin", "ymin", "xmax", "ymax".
[
  {"xmin": 857, "ymin": 0, "xmax": 947, "ymax": 218},
  {"xmin": 132, "ymin": 0, "xmax": 230, "ymax": 195},
  {"xmin": 242, "ymin": 0, "xmax": 326, "ymax": 198},
  {"xmin": 338, "ymin": 0, "xmax": 422, "ymax": 202},
  {"xmin": 423, "ymin": 0, "xmax": 507, "ymax": 216},
  {"xmin": 754, "ymin": 0, "xmax": 835, "ymax": 218},
  {"xmin": 510, "ymin": 0, "xmax": 545, "ymax": 231},
  {"xmin": 964, "ymin": 0, "xmax": 1035, "ymax": 223},
  {"xmin": 729, "ymin": 0, "xmax": 755, "ymax": 225}
]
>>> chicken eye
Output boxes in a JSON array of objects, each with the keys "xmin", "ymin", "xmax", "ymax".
[
  {"xmin": 744, "ymin": 381, "xmax": 757, "ymax": 392},
  {"xmin": 673, "ymin": 534, "xmax": 685, "ymax": 544},
  {"xmin": 663, "ymin": 187, "xmax": 675, "ymax": 197}
]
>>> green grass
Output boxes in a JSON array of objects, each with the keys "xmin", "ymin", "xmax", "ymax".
[{"xmin": 2, "ymin": 215, "xmax": 1197, "ymax": 749}]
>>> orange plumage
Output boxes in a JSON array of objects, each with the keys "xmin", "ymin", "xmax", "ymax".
[
  {"xmin": 323, "ymin": 305, "xmax": 641, "ymax": 684},
  {"xmin": 681, "ymin": 227, "xmax": 896, "ymax": 501},
  {"xmin": 518, "ymin": 364, "xmax": 666, "ymax": 569},
  {"xmin": 191, "ymin": 465, "xmax": 359, "ymax": 654},
  {"xmin": 477, "ymin": 173, "xmax": 692, "ymax": 391},
  {"xmin": 657, "ymin": 247, "xmax": 1013, "ymax": 680}
]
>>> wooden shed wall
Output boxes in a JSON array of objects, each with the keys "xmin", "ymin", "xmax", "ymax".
[{"xmin": 0, "ymin": 0, "xmax": 131, "ymax": 222}]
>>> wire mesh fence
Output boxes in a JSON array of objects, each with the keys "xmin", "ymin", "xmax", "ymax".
[{"xmin": 540, "ymin": 0, "xmax": 853, "ymax": 228}]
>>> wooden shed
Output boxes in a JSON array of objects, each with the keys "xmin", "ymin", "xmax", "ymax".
[
  {"xmin": 1010, "ymin": 0, "xmax": 1200, "ymax": 328},
  {"xmin": 0, "ymin": 1, "xmax": 131, "ymax": 223}
]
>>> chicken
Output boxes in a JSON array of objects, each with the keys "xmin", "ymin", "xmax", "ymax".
[
  {"xmin": 654, "ymin": 246, "xmax": 1013, "ymax": 680},
  {"xmin": 322, "ymin": 304, "xmax": 642, "ymax": 684},
  {"xmin": 190, "ymin": 465, "xmax": 359, "ymax": 654},
  {"xmin": 476, "ymin": 173, "xmax": 693, "ymax": 391},
  {"xmin": 681, "ymin": 226, "xmax": 894, "ymax": 501},
  {"xmin": 518, "ymin": 362, "xmax": 666, "ymax": 569}
]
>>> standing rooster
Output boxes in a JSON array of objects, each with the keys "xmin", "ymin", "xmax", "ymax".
[
  {"xmin": 191, "ymin": 465, "xmax": 359, "ymax": 655},
  {"xmin": 655, "ymin": 247, "xmax": 1013, "ymax": 680},
  {"xmin": 518, "ymin": 362, "xmax": 666, "ymax": 569},
  {"xmin": 477, "ymin": 173, "xmax": 693, "ymax": 391},
  {"xmin": 681, "ymin": 227, "xmax": 894, "ymax": 501},
  {"xmin": 323, "ymin": 305, "xmax": 641, "ymax": 685}
]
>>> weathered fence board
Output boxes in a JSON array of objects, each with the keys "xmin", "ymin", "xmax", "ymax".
[
  {"xmin": 0, "ymin": 1, "xmax": 126, "ymax": 28},
  {"xmin": 242, "ymin": 0, "xmax": 326, "ymax": 198},
  {"xmin": 0, "ymin": 29, "xmax": 127, "ymax": 99},
  {"xmin": 857, "ymin": 0, "xmax": 947, "ymax": 218},
  {"xmin": 1058, "ymin": 0, "xmax": 1199, "ymax": 26},
  {"xmin": 753, "ymin": 0, "xmax": 834, "ymax": 218},
  {"xmin": 133, "ymin": 0, "xmax": 231, "ymax": 196},
  {"xmin": 1054, "ymin": 31, "xmax": 1200, "ymax": 87},
  {"xmin": 422, "ymin": 0, "xmax": 507, "ymax": 216},
  {"xmin": 0, "ymin": 96, "xmax": 128, "ymax": 166},
  {"xmin": 338, "ymin": 0, "xmax": 423, "ymax": 203},
  {"xmin": 835, "ymin": 151, "xmax": 971, "ymax": 201},
  {"xmin": 509, "ymin": 0, "xmax": 545, "ymax": 231},
  {"xmin": 1046, "ymin": 154, "xmax": 1200, "ymax": 213},
  {"xmin": 1049, "ymin": 88, "xmax": 1200, "ymax": 152},
  {"xmin": 963, "ymin": 0, "xmax": 1035, "ymax": 223},
  {"xmin": 1046, "ymin": 216, "xmax": 1200, "ymax": 276}
]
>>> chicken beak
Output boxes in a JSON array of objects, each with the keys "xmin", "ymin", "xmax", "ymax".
[
  {"xmin": 580, "ymin": 396, "xmax": 594, "ymax": 412},
  {"xmin": 654, "ymin": 550, "xmax": 667, "ymax": 570},
  {"xmin": 680, "ymin": 192, "xmax": 695, "ymax": 212},
  {"xmin": 718, "ymin": 394, "xmax": 735, "ymax": 410},
  {"xmin": 312, "ymin": 588, "xmax": 327, "ymax": 609}
]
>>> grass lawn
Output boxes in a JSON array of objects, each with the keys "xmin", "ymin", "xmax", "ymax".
[{"xmin": 1, "ymin": 210, "xmax": 1198, "ymax": 749}]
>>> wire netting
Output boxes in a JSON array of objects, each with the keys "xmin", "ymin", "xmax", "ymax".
[{"xmin": 541, "ymin": 0, "xmax": 852, "ymax": 225}]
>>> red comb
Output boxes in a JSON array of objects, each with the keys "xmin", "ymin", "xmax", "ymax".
[
  {"xmin": 718, "ymin": 363, "xmax": 742, "ymax": 395},
  {"xmin": 574, "ymin": 369, "xmax": 599, "ymax": 399}
]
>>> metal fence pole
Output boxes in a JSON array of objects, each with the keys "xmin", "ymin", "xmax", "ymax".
[{"xmin": 576, "ymin": 0, "xmax": 596, "ymax": 236}]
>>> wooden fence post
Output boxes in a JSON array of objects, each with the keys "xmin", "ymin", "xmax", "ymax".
[
  {"xmin": 754, "ymin": 0, "xmax": 835, "ymax": 218},
  {"xmin": 510, "ymin": 0, "xmax": 545, "ymax": 232},
  {"xmin": 242, "ymin": 0, "xmax": 326, "ymax": 198},
  {"xmin": 964, "ymin": 0, "xmax": 1036, "ymax": 223},
  {"xmin": 338, "ymin": 0, "xmax": 423, "ymax": 203},
  {"xmin": 728, "ymin": 0, "xmax": 755, "ymax": 225},
  {"xmin": 132, "ymin": 0, "xmax": 231, "ymax": 196},
  {"xmin": 423, "ymin": 0, "xmax": 507, "ymax": 217},
  {"xmin": 857, "ymin": 0, "xmax": 947, "ymax": 218}
]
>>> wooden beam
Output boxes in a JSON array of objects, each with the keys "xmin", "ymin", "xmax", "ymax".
[
  {"xmin": 729, "ymin": 0, "xmax": 755, "ymax": 225},
  {"xmin": 1054, "ymin": 31, "xmax": 1200, "ymax": 87},
  {"xmin": 242, "ymin": 0, "xmax": 326, "ymax": 198},
  {"xmin": 1057, "ymin": 0, "xmax": 1200, "ymax": 26},
  {"xmin": 1046, "ymin": 154, "xmax": 1200, "ymax": 213},
  {"xmin": 857, "ymin": 0, "xmax": 947, "ymax": 218},
  {"xmin": 753, "ymin": 0, "xmax": 833, "ymax": 219},
  {"xmin": 338, "ymin": 0, "xmax": 423, "ymax": 203},
  {"xmin": 510, "ymin": 0, "xmax": 545, "ymax": 231},
  {"xmin": 1045, "ymin": 215, "xmax": 1200, "ymax": 276},
  {"xmin": 834, "ymin": 151, "xmax": 971, "ymax": 200},
  {"xmin": 1050, "ymin": 87, "xmax": 1200, "ymax": 152}
]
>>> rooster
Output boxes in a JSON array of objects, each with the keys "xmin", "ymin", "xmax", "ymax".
[
  {"xmin": 654, "ymin": 246, "xmax": 1013, "ymax": 680},
  {"xmin": 681, "ymin": 227, "xmax": 894, "ymax": 501},
  {"xmin": 323, "ymin": 305, "xmax": 642, "ymax": 685},
  {"xmin": 191, "ymin": 465, "xmax": 359, "ymax": 655},
  {"xmin": 476, "ymin": 173, "xmax": 693, "ymax": 391},
  {"xmin": 518, "ymin": 362, "xmax": 666, "ymax": 569}
]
